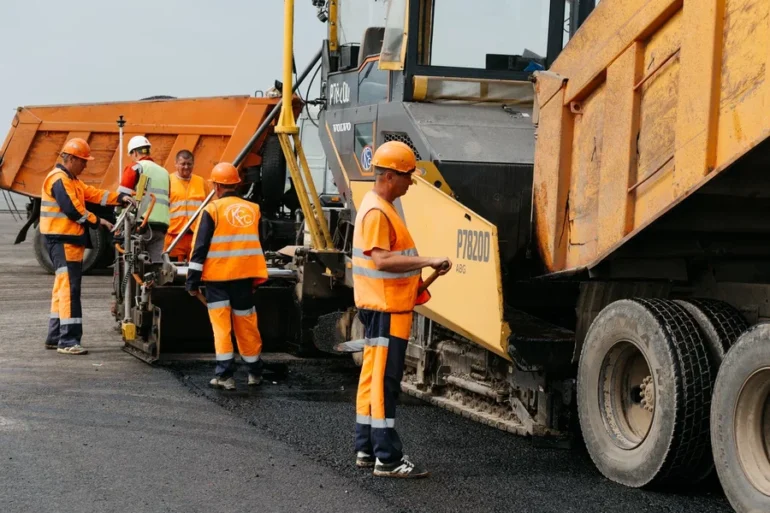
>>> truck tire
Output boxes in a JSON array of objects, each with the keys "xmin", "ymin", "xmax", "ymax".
[
  {"xmin": 711, "ymin": 323, "xmax": 770, "ymax": 513},
  {"xmin": 577, "ymin": 298, "xmax": 714, "ymax": 487},
  {"xmin": 33, "ymin": 225, "xmax": 55, "ymax": 274},
  {"xmin": 32, "ymin": 225, "xmax": 108, "ymax": 275},
  {"xmin": 261, "ymin": 134, "xmax": 287, "ymax": 213},
  {"xmin": 85, "ymin": 225, "xmax": 110, "ymax": 273},
  {"xmin": 674, "ymin": 298, "xmax": 748, "ymax": 367}
]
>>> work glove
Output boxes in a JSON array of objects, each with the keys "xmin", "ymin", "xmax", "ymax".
[{"xmin": 251, "ymin": 277, "xmax": 266, "ymax": 292}]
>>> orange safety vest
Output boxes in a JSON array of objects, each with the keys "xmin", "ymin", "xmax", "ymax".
[
  {"xmin": 168, "ymin": 174, "xmax": 209, "ymax": 235},
  {"xmin": 352, "ymin": 190, "xmax": 429, "ymax": 313},
  {"xmin": 200, "ymin": 196, "xmax": 268, "ymax": 283},
  {"xmin": 40, "ymin": 166, "xmax": 121, "ymax": 239}
]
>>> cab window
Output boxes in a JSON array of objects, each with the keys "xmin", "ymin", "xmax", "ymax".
[{"xmin": 358, "ymin": 61, "xmax": 388, "ymax": 105}]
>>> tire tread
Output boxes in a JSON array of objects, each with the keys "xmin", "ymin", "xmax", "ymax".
[
  {"xmin": 676, "ymin": 298, "xmax": 748, "ymax": 357},
  {"xmin": 633, "ymin": 298, "xmax": 714, "ymax": 484}
]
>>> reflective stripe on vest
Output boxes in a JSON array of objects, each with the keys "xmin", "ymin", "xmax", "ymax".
[
  {"xmin": 201, "ymin": 196, "xmax": 268, "ymax": 282},
  {"xmin": 39, "ymin": 169, "xmax": 87, "ymax": 237},
  {"xmin": 137, "ymin": 160, "xmax": 171, "ymax": 227},
  {"xmin": 351, "ymin": 190, "xmax": 422, "ymax": 312},
  {"xmin": 168, "ymin": 174, "xmax": 208, "ymax": 234}
]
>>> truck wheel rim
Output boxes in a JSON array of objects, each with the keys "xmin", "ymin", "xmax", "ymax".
[
  {"xmin": 735, "ymin": 367, "xmax": 770, "ymax": 496},
  {"xmin": 598, "ymin": 341, "xmax": 655, "ymax": 450}
]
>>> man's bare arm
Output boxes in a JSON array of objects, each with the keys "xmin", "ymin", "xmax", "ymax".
[{"xmin": 370, "ymin": 248, "xmax": 452, "ymax": 274}]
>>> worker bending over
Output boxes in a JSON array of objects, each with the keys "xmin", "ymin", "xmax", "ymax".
[
  {"xmin": 118, "ymin": 135, "xmax": 171, "ymax": 266},
  {"xmin": 165, "ymin": 149, "xmax": 211, "ymax": 261},
  {"xmin": 185, "ymin": 163, "xmax": 267, "ymax": 390},
  {"xmin": 352, "ymin": 141, "xmax": 451, "ymax": 478},
  {"xmin": 41, "ymin": 138, "xmax": 134, "ymax": 355}
]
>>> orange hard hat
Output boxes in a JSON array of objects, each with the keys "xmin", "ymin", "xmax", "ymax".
[
  {"xmin": 210, "ymin": 162, "xmax": 241, "ymax": 185},
  {"xmin": 61, "ymin": 138, "xmax": 95, "ymax": 161},
  {"xmin": 371, "ymin": 141, "xmax": 416, "ymax": 174}
]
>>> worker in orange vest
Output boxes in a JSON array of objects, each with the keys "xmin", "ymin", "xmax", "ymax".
[
  {"xmin": 40, "ymin": 138, "xmax": 134, "ymax": 355},
  {"xmin": 185, "ymin": 162, "xmax": 267, "ymax": 390},
  {"xmin": 351, "ymin": 141, "xmax": 452, "ymax": 478},
  {"xmin": 164, "ymin": 149, "xmax": 212, "ymax": 261}
]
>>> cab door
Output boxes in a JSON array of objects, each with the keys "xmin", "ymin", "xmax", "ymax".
[{"xmin": 322, "ymin": 56, "xmax": 390, "ymax": 206}]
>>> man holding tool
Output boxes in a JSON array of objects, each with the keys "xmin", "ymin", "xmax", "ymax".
[
  {"xmin": 350, "ymin": 141, "xmax": 452, "ymax": 478},
  {"xmin": 41, "ymin": 138, "xmax": 134, "ymax": 354},
  {"xmin": 185, "ymin": 162, "xmax": 267, "ymax": 390}
]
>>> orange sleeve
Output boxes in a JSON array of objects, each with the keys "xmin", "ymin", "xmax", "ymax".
[
  {"xmin": 82, "ymin": 185, "xmax": 123, "ymax": 206},
  {"xmin": 360, "ymin": 210, "xmax": 392, "ymax": 255}
]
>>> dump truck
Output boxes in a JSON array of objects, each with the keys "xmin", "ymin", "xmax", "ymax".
[
  {"xmin": 0, "ymin": 94, "xmax": 294, "ymax": 273},
  {"xmin": 277, "ymin": 0, "xmax": 770, "ymax": 510}
]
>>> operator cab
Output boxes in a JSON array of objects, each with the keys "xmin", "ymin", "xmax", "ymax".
[{"xmin": 316, "ymin": 0, "xmax": 597, "ymax": 278}]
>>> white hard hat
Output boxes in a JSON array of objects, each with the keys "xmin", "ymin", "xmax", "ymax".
[{"xmin": 127, "ymin": 135, "xmax": 151, "ymax": 153}]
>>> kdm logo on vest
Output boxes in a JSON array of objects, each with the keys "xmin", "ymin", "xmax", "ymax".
[{"xmin": 224, "ymin": 203, "xmax": 256, "ymax": 228}]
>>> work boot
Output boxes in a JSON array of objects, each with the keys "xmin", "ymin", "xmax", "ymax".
[
  {"xmin": 57, "ymin": 345, "xmax": 88, "ymax": 355},
  {"xmin": 373, "ymin": 455, "xmax": 429, "ymax": 479},
  {"xmin": 356, "ymin": 452, "xmax": 375, "ymax": 468},
  {"xmin": 209, "ymin": 377, "xmax": 236, "ymax": 390},
  {"xmin": 248, "ymin": 373, "xmax": 262, "ymax": 386}
]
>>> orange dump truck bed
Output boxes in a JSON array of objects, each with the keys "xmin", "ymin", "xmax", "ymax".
[
  {"xmin": 533, "ymin": 0, "xmax": 770, "ymax": 275},
  {"xmin": 0, "ymin": 95, "xmax": 300, "ymax": 197}
]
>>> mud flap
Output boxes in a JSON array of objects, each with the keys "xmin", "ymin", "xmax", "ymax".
[{"xmin": 14, "ymin": 198, "xmax": 39, "ymax": 244}]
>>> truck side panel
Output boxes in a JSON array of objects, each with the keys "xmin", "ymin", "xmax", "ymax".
[
  {"xmin": 0, "ymin": 96, "xmax": 298, "ymax": 197},
  {"xmin": 534, "ymin": 0, "xmax": 770, "ymax": 274}
]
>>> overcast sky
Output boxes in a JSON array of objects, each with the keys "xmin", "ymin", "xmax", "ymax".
[
  {"xmin": 0, "ymin": 0, "xmax": 327, "ymax": 130},
  {"xmin": 0, "ymin": 0, "xmax": 559, "ymax": 138},
  {"xmin": 0, "ymin": 0, "xmax": 564, "ymax": 210},
  {"xmin": 0, "ymin": 0, "xmax": 331, "ymax": 210}
]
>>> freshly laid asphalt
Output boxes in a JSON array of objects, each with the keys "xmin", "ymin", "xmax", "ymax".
[{"xmin": 0, "ymin": 216, "xmax": 734, "ymax": 513}]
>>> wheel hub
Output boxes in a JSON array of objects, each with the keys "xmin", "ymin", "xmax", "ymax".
[
  {"xmin": 640, "ymin": 375, "xmax": 655, "ymax": 413},
  {"xmin": 735, "ymin": 367, "xmax": 770, "ymax": 496},
  {"xmin": 598, "ymin": 341, "xmax": 655, "ymax": 450}
]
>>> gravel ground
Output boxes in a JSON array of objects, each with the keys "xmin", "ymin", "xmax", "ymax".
[
  {"xmin": 0, "ymin": 216, "xmax": 735, "ymax": 513},
  {"xmin": 0, "ymin": 217, "xmax": 386, "ymax": 513},
  {"xmin": 168, "ymin": 357, "xmax": 733, "ymax": 513}
]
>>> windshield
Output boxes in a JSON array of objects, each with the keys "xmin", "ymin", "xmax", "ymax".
[
  {"xmin": 337, "ymin": 0, "xmax": 389, "ymax": 46},
  {"xmin": 425, "ymin": 0, "xmax": 551, "ymax": 68}
]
